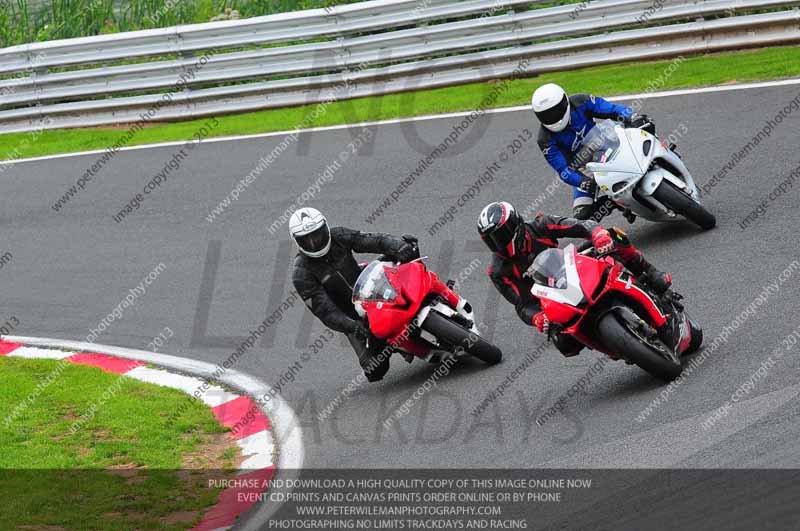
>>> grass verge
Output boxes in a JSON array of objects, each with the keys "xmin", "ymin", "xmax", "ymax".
[
  {"xmin": 2, "ymin": 45, "xmax": 799, "ymax": 160},
  {"xmin": 0, "ymin": 356, "xmax": 241, "ymax": 530}
]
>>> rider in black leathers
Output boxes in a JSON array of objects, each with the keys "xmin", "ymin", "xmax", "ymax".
[{"xmin": 290, "ymin": 207, "xmax": 417, "ymax": 382}]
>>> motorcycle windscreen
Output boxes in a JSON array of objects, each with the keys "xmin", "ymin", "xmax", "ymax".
[
  {"xmin": 581, "ymin": 120, "xmax": 643, "ymax": 174},
  {"xmin": 530, "ymin": 248, "xmax": 568, "ymax": 289},
  {"xmin": 352, "ymin": 261, "xmax": 398, "ymax": 303},
  {"xmin": 573, "ymin": 120, "xmax": 620, "ymax": 166}
]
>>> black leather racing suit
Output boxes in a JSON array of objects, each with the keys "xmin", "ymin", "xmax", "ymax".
[
  {"xmin": 292, "ymin": 227, "xmax": 410, "ymax": 382},
  {"xmin": 487, "ymin": 213, "xmax": 655, "ymax": 356}
]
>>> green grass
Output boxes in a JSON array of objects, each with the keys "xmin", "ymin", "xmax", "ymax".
[
  {"xmin": 2, "ymin": 45, "xmax": 800, "ymax": 159},
  {"xmin": 0, "ymin": 0, "xmax": 586, "ymax": 48},
  {"xmin": 0, "ymin": 0, "xmax": 367, "ymax": 47},
  {"xmin": 0, "ymin": 356, "xmax": 239, "ymax": 530}
]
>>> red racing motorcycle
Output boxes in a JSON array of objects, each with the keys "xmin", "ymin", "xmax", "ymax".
[
  {"xmin": 529, "ymin": 243, "xmax": 702, "ymax": 381},
  {"xmin": 352, "ymin": 239, "xmax": 501, "ymax": 366}
]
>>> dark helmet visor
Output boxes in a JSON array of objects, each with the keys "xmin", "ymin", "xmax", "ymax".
[
  {"xmin": 481, "ymin": 213, "xmax": 520, "ymax": 254},
  {"xmin": 295, "ymin": 223, "xmax": 330, "ymax": 254},
  {"xmin": 534, "ymin": 95, "xmax": 569, "ymax": 126}
]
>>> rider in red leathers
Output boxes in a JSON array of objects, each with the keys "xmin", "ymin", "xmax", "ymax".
[{"xmin": 477, "ymin": 201, "xmax": 671, "ymax": 356}]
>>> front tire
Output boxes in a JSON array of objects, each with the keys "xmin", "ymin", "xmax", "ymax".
[
  {"xmin": 597, "ymin": 313, "xmax": 682, "ymax": 381},
  {"xmin": 652, "ymin": 179, "xmax": 715, "ymax": 230},
  {"xmin": 421, "ymin": 311, "xmax": 502, "ymax": 365}
]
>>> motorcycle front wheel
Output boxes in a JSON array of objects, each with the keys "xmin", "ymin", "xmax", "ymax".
[
  {"xmin": 421, "ymin": 311, "xmax": 502, "ymax": 365},
  {"xmin": 597, "ymin": 313, "xmax": 682, "ymax": 382},
  {"xmin": 652, "ymin": 179, "xmax": 716, "ymax": 230}
]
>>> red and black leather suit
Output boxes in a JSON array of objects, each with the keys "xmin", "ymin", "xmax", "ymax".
[{"xmin": 487, "ymin": 213, "xmax": 662, "ymax": 355}]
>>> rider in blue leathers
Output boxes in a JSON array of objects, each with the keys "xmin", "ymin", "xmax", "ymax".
[{"xmin": 531, "ymin": 83, "xmax": 653, "ymax": 220}]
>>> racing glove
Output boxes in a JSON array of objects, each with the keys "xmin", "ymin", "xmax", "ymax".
[
  {"xmin": 533, "ymin": 312, "xmax": 550, "ymax": 334},
  {"xmin": 395, "ymin": 241, "xmax": 419, "ymax": 263},
  {"xmin": 627, "ymin": 113, "xmax": 656, "ymax": 134},
  {"xmin": 591, "ymin": 227, "xmax": 614, "ymax": 254},
  {"xmin": 350, "ymin": 321, "xmax": 371, "ymax": 342},
  {"xmin": 577, "ymin": 175, "xmax": 597, "ymax": 195}
]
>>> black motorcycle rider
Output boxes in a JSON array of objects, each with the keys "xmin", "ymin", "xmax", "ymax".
[
  {"xmin": 477, "ymin": 201, "xmax": 671, "ymax": 356},
  {"xmin": 290, "ymin": 207, "xmax": 418, "ymax": 382}
]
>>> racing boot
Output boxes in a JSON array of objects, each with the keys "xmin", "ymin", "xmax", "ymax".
[
  {"xmin": 608, "ymin": 227, "xmax": 671, "ymax": 295},
  {"xmin": 623, "ymin": 208, "xmax": 637, "ymax": 224},
  {"xmin": 643, "ymin": 264, "xmax": 672, "ymax": 296},
  {"xmin": 553, "ymin": 333, "xmax": 583, "ymax": 357}
]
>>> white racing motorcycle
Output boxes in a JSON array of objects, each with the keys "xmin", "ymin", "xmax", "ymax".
[{"xmin": 580, "ymin": 119, "xmax": 715, "ymax": 230}]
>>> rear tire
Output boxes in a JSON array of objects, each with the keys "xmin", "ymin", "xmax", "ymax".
[
  {"xmin": 597, "ymin": 313, "xmax": 682, "ymax": 382},
  {"xmin": 421, "ymin": 311, "xmax": 502, "ymax": 365},
  {"xmin": 652, "ymin": 179, "xmax": 716, "ymax": 230}
]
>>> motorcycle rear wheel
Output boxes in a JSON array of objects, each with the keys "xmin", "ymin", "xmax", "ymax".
[
  {"xmin": 652, "ymin": 179, "xmax": 716, "ymax": 230},
  {"xmin": 597, "ymin": 313, "xmax": 682, "ymax": 382},
  {"xmin": 421, "ymin": 311, "xmax": 502, "ymax": 365}
]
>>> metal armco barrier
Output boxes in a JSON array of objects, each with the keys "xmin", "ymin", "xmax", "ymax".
[{"xmin": 1, "ymin": 0, "xmax": 799, "ymax": 133}]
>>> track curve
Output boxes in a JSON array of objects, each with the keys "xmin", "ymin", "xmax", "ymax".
[{"xmin": 2, "ymin": 82, "xmax": 800, "ymax": 473}]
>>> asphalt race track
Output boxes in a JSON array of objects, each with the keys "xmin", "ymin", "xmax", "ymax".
[{"xmin": 4, "ymin": 82, "xmax": 800, "ymax": 478}]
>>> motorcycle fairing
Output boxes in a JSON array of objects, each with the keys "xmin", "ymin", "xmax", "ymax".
[
  {"xmin": 676, "ymin": 313, "xmax": 693, "ymax": 353},
  {"xmin": 531, "ymin": 245, "xmax": 671, "ymax": 355},
  {"xmin": 574, "ymin": 253, "xmax": 611, "ymax": 303},
  {"xmin": 586, "ymin": 124, "xmax": 647, "ymax": 178},
  {"xmin": 355, "ymin": 260, "xmax": 475, "ymax": 359},
  {"xmin": 361, "ymin": 261, "xmax": 432, "ymax": 340},
  {"xmin": 610, "ymin": 274, "xmax": 667, "ymax": 327},
  {"xmin": 588, "ymin": 121, "xmax": 702, "ymax": 219},
  {"xmin": 649, "ymin": 141, "xmax": 700, "ymax": 200},
  {"xmin": 660, "ymin": 309, "xmax": 694, "ymax": 356},
  {"xmin": 531, "ymin": 245, "xmax": 585, "ymax": 307}
]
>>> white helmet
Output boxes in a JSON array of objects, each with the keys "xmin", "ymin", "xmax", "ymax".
[
  {"xmin": 531, "ymin": 83, "xmax": 570, "ymax": 132},
  {"xmin": 289, "ymin": 207, "xmax": 331, "ymax": 258}
]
